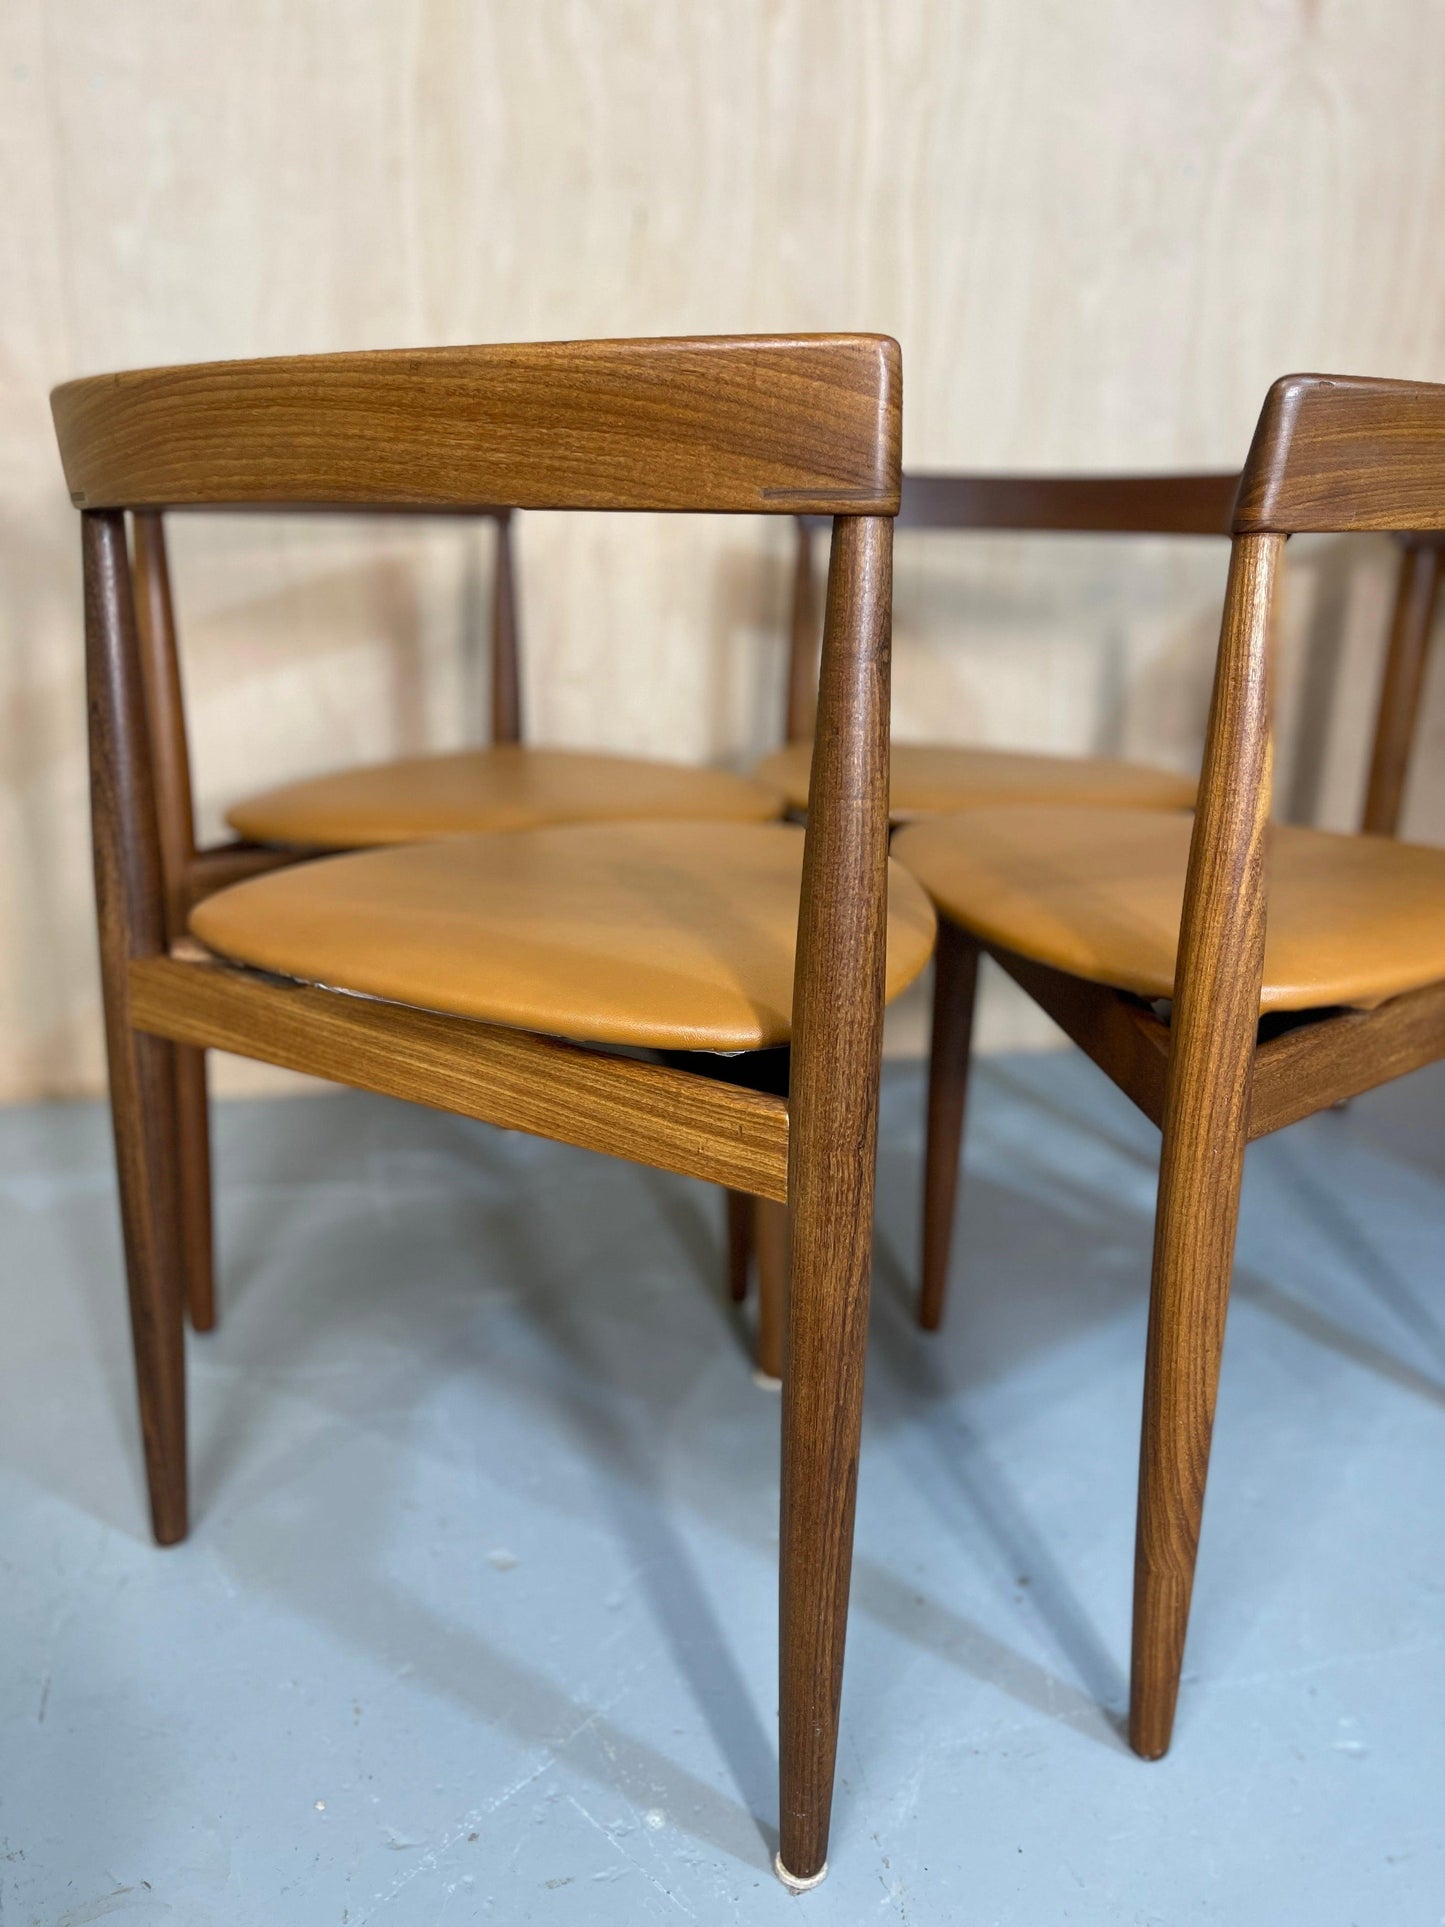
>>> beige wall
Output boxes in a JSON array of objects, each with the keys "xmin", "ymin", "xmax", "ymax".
[{"xmin": 4, "ymin": 0, "xmax": 1445, "ymax": 1100}]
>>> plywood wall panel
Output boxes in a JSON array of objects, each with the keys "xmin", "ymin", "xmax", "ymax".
[{"xmin": 3, "ymin": 0, "xmax": 1444, "ymax": 1096}]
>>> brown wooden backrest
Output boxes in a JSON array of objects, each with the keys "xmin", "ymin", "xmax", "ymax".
[
  {"xmin": 52, "ymin": 335, "xmax": 901, "ymax": 516},
  {"xmin": 1234, "ymin": 375, "xmax": 1445, "ymax": 535}
]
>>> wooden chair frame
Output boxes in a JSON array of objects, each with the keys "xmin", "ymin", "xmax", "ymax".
[
  {"xmin": 917, "ymin": 373, "xmax": 1445, "ymax": 1763},
  {"xmin": 54, "ymin": 333, "xmax": 904, "ymax": 1887}
]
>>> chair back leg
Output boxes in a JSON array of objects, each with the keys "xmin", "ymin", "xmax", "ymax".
[
  {"xmin": 919, "ymin": 919, "xmax": 981, "ymax": 1331},
  {"xmin": 173, "ymin": 1047, "xmax": 216, "ymax": 1331}
]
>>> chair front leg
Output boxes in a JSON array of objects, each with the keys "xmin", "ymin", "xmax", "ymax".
[
  {"xmin": 919, "ymin": 918, "xmax": 980, "ymax": 1331},
  {"xmin": 1130, "ymin": 1071, "xmax": 1250, "ymax": 1757},
  {"xmin": 778, "ymin": 1129, "xmax": 876, "ymax": 1887},
  {"xmin": 102, "ymin": 988, "xmax": 189, "ymax": 1545},
  {"xmin": 777, "ymin": 511, "xmax": 893, "ymax": 1887},
  {"xmin": 1129, "ymin": 530, "xmax": 1280, "ymax": 1757}
]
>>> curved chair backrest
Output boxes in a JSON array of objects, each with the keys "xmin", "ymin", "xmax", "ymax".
[
  {"xmin": 52, "ymin": 335, "xmax": 901, "ymax": 517},
  {"xmin": 1235, "ymin": 374, "xmax": 1445, "ymax": 536}
]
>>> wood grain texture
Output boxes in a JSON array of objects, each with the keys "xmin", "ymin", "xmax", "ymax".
[
  {"xmin": 84, "ymin": 511, "xmax": 188, "ymax": 1545},
  {"xmin": 51, "ymin": 337, "xmax": 902, "ymax": 516},
  {"xmin": 13, "ymin": 2, "xmax": 1445, "ymax": 1100},
  {"xmin": 987, "ymin": 947, "xmax": 1171, "ymax": 1128},
  {"xmin": 1130, "ymin": 531, "xmax": 1283, "ymax": 1760},
  {"xmin": 129, "ymin": 954, "xmax": 791, "ymax": 1201},
  {"xmin": 1235, "ymin": 375, "xmax": 1445, "ymax": 534},
  {"xmin": 1247, "ymin": 976, "xmax": 1445, "ymax": 1139},
  {"xmin": 1361, "ymin": 542, "xmax": 1441, "ymax": 834},
  {"xmin": 779, "ymin": 515, "xmax": 895, "ymax": 1883}
]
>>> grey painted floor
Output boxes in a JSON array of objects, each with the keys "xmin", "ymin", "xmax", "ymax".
[{"xmin": 2, "ymin": 1052, "xmax": 1443, "ymax": 1925}]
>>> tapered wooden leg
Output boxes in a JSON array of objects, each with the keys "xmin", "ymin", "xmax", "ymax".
[
  {"xmin": 777, "ymin": 513, "xmax": 893, "ymax": 1886},
  {"xmin": 175, "ymin": 1045, "xmax": 216, "ymax": 1332},
  {"xmin": 87, "ymin": 508, "xmax": 189, "ymax": 1547},
  {"xmin": 1130, "ymin": 531, "xmax": 1280, "ymax": 1759},
  {"xmin": 104, "ymin": 1010, "xmax": 189, "ymax": 1546},
  {"xmin": 724, "ymin": 1188, "xmax": 753, "ymax": 1302},
  {"xmin": 919, "ymin": 920, "xmax": 980, "ymax": 1331},
  {"xmin": 778, "ymin": 1156, "xmax": 876, "ymax": 1884},
  {"xmin": 1129, "ymin": 1106, "xmax": 1247, "ymax": 1757},
  {"xmin": 753, "ymin": 1198, "xmax": 789, "ymax": 1382}
]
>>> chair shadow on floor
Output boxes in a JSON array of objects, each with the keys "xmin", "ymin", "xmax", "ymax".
[{"xmin": 39, "ymin": 1059, "xmax": 1445, "ymax": 1860}]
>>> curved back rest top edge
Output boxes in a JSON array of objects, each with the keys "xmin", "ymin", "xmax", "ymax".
[
  {"xmin": 1235, "ymin": 374, "xmax": 1445, "ymax": 535},
  {"xmin": 52, "ymin": 334, "xmax": 901, "ymax": 516},
  {"xmin": 801, "ymin": 470, "xmax": 1238, "ymax": 536}
]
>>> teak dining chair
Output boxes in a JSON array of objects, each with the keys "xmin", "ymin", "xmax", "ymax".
[
  {"xmin": 893, "ymin": 373, "xmax": 1445, "ymax": 1762},
  {"xmin": 53, "ymin": 334, "xmax": 941, "ymax": 1888}
]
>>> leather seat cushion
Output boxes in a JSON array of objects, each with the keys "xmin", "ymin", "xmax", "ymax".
[
  {"xmin": 227, "ymin": 745, "xmax": 783, "ymax": 850},
  {"xmin": 190, "ymin": 820, "xmax": 937, "ymax": 1052},
  {"xmin": 893, "ymin": 805, "xmax": 1445, "ymax": 1012},
  {"xmin": 753, "ymin": 740, "xmax": 1196, "ymax": 819}
]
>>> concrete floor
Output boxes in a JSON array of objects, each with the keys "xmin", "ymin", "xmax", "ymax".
[{"xmin": 2, "ymin": 1050, "xmax": 1443, "ymax": 1925}]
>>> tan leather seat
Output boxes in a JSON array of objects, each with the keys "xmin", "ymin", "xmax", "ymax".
[
  {"xmin": 893, "ymin": 806, "xmax": 1445, "ymax": 1012},
  {"xmin": 190, "ymin": 820, "xmax": 937, "ymax": 1052},
  {"xmin": 227, "ymin": 745, "xmax": 783, "ymax": 850},
  {"xmin": 753, "ymin": 740, "xmax": 1196, "ymax": 820}
]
